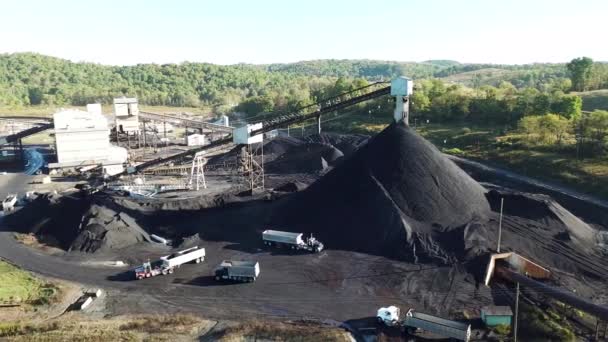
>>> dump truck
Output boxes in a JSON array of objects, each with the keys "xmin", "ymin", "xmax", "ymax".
[
  {"xmin": 262, "ymin": 229, "xmax": 324, "ymax": 253},
  {"xmin": 214, "ymin": 260, "xmax": 260, "ymax": 282},
  {"xmin": 377, "ymin": 306, "xmax": 471, "ymax": 342},
  {"xmin": 134, "ymin": 246, "xmax": 205, "ymax": 280},
  {"xmin": 2, "ymin": 193, "xmax": 17, "ymax": 211}
]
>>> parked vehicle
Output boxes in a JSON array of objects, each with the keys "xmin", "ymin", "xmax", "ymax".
[
  {"xmin": 134, "ymin": 246, "xmax": 205, "ymax": 280},
  {"xmin": 262, "ymin": 229, "xmax": 324, "ymax": 253},
  {"xmin": 377, "ymin": 306, "xmax": 471, "ymax": 342},
  {"xmin": 214, "ymin": 260, "xmax": 260, "ymax": 282},
  {"xmin": 2, "ymin": 193, "xmax": 17, "ymax": 211}
]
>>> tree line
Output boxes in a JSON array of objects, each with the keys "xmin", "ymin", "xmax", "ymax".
[{"xmin": 1, "ymin": 53, "xmax": 607, "ymax": 117}]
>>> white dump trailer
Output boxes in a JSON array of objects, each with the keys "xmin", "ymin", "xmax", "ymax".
[
  {"xmin": 214, "ymin": 260, "xmax": 260, "ymax": 283},
  {"xmin": 377, "ymin": 306, "xmax": 470, "ymax": 342},
  {"xmin": 262, "ymin": 229, "xmax": 324, "ymax": 253},
  {"xmin": 134, "ymin": 246, "xmax": 205, "ymax": 280}
]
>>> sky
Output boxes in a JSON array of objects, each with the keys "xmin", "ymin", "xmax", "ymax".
[{"xmin": 1, "ymin": 0, "xmax": 606, "ymax": 66}]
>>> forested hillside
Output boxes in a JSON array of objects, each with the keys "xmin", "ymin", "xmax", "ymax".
[{"xmin": 1, "ymin": 53, "xmax": 607, "ymax": 117}]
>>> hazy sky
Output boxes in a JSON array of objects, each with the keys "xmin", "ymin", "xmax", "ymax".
[{"xmin": 1, "ymin": 0, "xmax": 606, "ymax": 65}]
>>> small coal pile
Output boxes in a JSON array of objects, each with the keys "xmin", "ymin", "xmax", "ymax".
[
  {"xmin": 3, "ymin": 193, "xmax": 89, "ymax": 248},
  {"xmin": 266, "ymin": 143, "xmax": 343, "ymax": 174},
  {"xmin": 275, "ymin": 181, "xmax": 308, "ymax": 193},
  {"xmin": 69, "ymin": 202, "xmax": 152, "ymax": 253},
  {"xmin": 5, "ymin": 193, "xmax": 153, "ymax": 253},
  {"xmin": 277, "ymin": 121, "xmax": 491, "ymax": 263},
  {"xmin": 486, "ymin": 190, "xmax": 600, "ymax": 250},
  {"xmin": 304, "ymin": 132, "xmax": 370, "ymax": 156}
]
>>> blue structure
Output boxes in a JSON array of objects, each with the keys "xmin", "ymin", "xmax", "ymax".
[{"xmin": 481, "ymin": 306, "xmax": 513, "ymax": 327}]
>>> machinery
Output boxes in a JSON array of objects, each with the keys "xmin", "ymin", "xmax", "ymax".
[
  {"xmin": 214, "ymin": 260, "xmax": 260, "ymax": 283},
  {"xmin": 134, "ymin": 246, "xmax": 205, "ymax": 280},
  {"xmin": 262, "ymin": 229, "xmax": 324, "ymax": 253},
  {"xmin": 376, "ymin": 306, "xmax": 471, "ymax": 342}
]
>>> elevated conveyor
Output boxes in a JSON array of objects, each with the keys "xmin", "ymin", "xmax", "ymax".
[{"xmin": 109, "ymin": 82, "xmax": 391, "ymax": 179}]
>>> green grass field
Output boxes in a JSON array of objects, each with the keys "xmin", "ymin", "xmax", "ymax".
[
  {"xmin": 0, "ymin": 260, "xmax": 58, "ymax": 305},
  {"xmin": 416, "ymin": 123, "xmax": 608, "ymax": 199}
]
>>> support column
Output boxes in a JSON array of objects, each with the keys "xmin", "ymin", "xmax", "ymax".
[
  {"xmin": 317, "ymin": 115, "xmax": 322, "ymax": 134},
  {"xmin": 18, "ymin": 139, "xmax": 24, "ymax": 165}
]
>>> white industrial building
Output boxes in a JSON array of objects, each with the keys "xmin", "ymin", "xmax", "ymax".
[
  {"xmin": 49, "ymin": 108, "xmax": 128, "ymax": 176},
  {"xmin": 114, "ymin": 97, "xmax": 140, "ymax": 133}
]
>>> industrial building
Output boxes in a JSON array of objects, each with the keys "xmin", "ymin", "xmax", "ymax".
[
  {"xmin": 48, "ymin": 108, "xmax": 128, "ymax": 175},
  {"xmin": 114, "ymin": 97, "xmax": 140, "ymax": 133},
  {"xmin": 481, "ymin": 306, "xmax": 513, "ymax": 327}
]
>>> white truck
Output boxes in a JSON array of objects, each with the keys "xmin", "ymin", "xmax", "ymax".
[
  {"xmin": 2, "ymin": 193, "xmax": 17, "ymax": 212},
  {"xmin": 262, "ymin": 229, "xmax": 324, "ymax": 253},
  {"xmin": 134, "ymin": 246, "xmax": 205, "ymax": 280},
  {"xmin": 377, "ymin": 306, "xmax": 471, "ymax": 342},
  {"xmin": 214, "ymin": 260, "xmax": 260, "ymax": 283}
]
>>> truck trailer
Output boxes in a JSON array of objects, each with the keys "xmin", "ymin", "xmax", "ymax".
[
  {"xmin": 262, "ymin": 229, "xmax": 324, "ymax": 253},
  {"xmin": 214, "ymin": 260, "xmax": 260, "ymax": 282},
  {"xmin": 377, "ymin": 306, "xmax": 471, "ymax": 342},
  {"xmin": 134, "ymin": 246, "xmax": 205, "ymax": 280}
]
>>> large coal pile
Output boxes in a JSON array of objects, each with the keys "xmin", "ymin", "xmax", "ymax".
[{"xmin": 276, "ymin": 121, "xmax": 491, "ymax": 263}]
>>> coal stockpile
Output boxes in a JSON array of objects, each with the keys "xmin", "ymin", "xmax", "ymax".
[
  {"xmin": 266, "ymin": 143, "xmax": 343, "ymax": 174},
  {"xmin": 69, "ymin": 202, "xmax": 152, "ymax": 253},
  {"xmin": 3, "ymin": 193, "xmax": 89, "ymax": 248},
  {"xmin": 276, "ymin": 121, "xmax": 492, "ymax": 263},
  {"xmin": 5, "ymin": 193, "xmax": 152, "ymax": 253}
]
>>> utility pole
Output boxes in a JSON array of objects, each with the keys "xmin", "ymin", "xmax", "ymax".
[
  {"xmin": 514, "ymin": 282, "xmax": 520, "ymax": 342},
  {"xmin": 497, "ymin": 197, "xmax": 504, "ymax": 253}
]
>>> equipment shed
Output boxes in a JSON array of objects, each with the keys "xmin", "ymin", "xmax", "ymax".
[{"xmin": 481, "ymin": 306, "xmax": 513, "ymax": 327}]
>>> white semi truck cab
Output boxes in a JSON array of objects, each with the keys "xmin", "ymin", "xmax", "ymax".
[{"xmin": 262, "ymin": 229, "xmax": 324, "ymax": 253}]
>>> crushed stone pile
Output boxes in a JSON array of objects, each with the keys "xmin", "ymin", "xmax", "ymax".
[{"xmin": 276, "ymin": 121, "xmax": 492, "ymax": 263}]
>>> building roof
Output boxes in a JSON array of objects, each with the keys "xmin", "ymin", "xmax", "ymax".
[{"xmin": 482, "ymin": 306, "xmax": 513, "ymax": 316}]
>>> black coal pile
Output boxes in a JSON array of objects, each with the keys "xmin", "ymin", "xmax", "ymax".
[
  {"xmin": 275, "ymin": 181, "xmax": 309, "ymax": 193},
  {"xmin": 486, "ymin": 190, "xmax": 600, "ymax": 250},
  {"xmin": 266, "ymin": 143, "xmax": 343, "ymax": 174},
  {"xmin": 304, "ymin": 132, "xmax": 370, "ymax": 156},
  {"xmin": 3, "ymin": 193, "xmax": 89, "ymax": 248},
  {"xmin": 69, "ymin": 202, "xmax": 152, "ymax": 253},
  {"xmin": 5, "ymin": 193, "xmax": 152, "ymax": 253},
  {"xmin": 276, "ymin": 121, "xmax": 492, "ymax": 263}
]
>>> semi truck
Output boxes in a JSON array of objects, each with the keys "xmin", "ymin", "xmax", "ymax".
[
  {"xmin": 377, "ymin": 306, "xmax": 471, "ymax": 342},
  {"xmin": 214, "ymin": 260, "xmax": 260, "ymax": 282},
  {"xmin": 134, "ymin": 246, "xmax": 205, "ymax": 280},
  {"xmin": 262, "ymin": 229, "xmax": 324, "ymax": 253}
]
